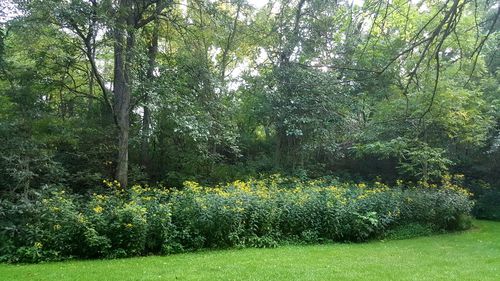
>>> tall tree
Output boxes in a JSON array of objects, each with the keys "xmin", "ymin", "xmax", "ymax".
[{"xmin": 13, "ymin": 0, "xmax": 172, "ymax": 188}]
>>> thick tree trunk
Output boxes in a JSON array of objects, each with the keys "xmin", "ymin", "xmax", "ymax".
[
  {"xmin": 116, "ymin": 120, "xmax": 129, "ymax": 188},
  {"xmin": 113, "ymin": 2, "xmax": 133, "ymax": 189}
]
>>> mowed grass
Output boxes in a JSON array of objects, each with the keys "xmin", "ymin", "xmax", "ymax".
[{"xmin": 1, "ymin": 220, "xmax": 499, "ymax": 281}]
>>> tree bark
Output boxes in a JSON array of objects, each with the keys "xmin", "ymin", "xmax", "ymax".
[
  {"xmin": 113, "ymin": 0, "xmax": 134, "ymax": 189},
  {"xmin": 113, "ymin": 0, "xmax": 170, "ymax": 188}
]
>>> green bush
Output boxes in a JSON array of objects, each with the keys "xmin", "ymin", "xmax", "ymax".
[
  {"xmin": 0, "ymin": 177, "xmax": 474, "ymax": 263},
  {"xmin": 0, "ymin": 188, "xmax": 86, "ymax": 262}
]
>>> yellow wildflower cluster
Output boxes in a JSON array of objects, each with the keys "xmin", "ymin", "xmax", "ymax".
[
  {"xmin": 413, "ymin": 174, "xmax": 472, "ymax": 197},
  {"xmin": 441, "ymin": 175, "xmax": 472, "ymax": 197},
  {"xmin": 131, "ymin": 184, "xmax": 154, "ymax": 195},
  {"xmin": 103, "ymin": 179, "xmax": 120, "ymax": 189},
  {"xmin": 93, "ymin": 193, "xmax": 108, "ymax": 201},
  {"xmin": 184, "ymin": 181, "xmax": 204, "ymax": 193},
  {"xmin": 93, "ymin": 205, "xmax": 104, "ymax": 213},
  {"xmin": 178, "ymin": 178, "xmax": 407, "ymax": 210},
  {"xmin": 232, "ymin": 180, "xmax": 252, "ymax": 193}
]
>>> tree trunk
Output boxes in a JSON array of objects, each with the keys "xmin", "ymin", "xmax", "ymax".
[
  {"xmin": 141, "ymin": 105, "xmax": 151, "ymax": 168},
  {"xmin": 113, "ymin": 1, "xmax": 134, "ymax": 189},
  {"xmin": 141, "ymin": 14, "xmax": 160, "ymax": 169}
]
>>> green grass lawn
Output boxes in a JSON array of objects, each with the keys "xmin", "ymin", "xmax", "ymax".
[{"xmin": 1, "ymin": 220, "xmax": 499, "ymax": 281}]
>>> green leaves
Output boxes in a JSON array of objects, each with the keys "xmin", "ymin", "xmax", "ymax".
[{"xmin": 357, "ymin": 138, "xmax": 452, "ymax": 182}]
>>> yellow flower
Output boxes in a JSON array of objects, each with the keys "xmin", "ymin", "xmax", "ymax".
[
  {"xmin": 132, "ymin": 184, "xmax": 143, "ymax": 194},
  {"xmin": 233, "ymin": 207, "xmax": 245, "ymax": 213},
  {"xmin": 34, "ymin": 242, "xmax": 43, "ymax": 249},
  {"xmin": 95, "ymin": 194, "xmax": 106, "ymax": 201},
  {"xmin": 103, "ymin": 179, "xmax": 121, "ymax": 189},
  {"xmin": 184, "ymin": 181, "xmax": 203, "ymax": 193},
  {"xmin": 358, "ymin": 194, "xmax": 368, "ymax": 200},
  {"xmin": 103, "ymin": 179, "xmax": 112, "ymax": 188},
  {"xmin": 125, "ymin": 223, "xmax": 133, "ymax": 228},
  {"xmin": 442, "ymin": 174, "xmax": 452, "ymax": 182},
  {"xmin": 77, "ymin": 213, "xmax": 87, "ymax": 223},
  {"xmin": 53, "ymin": 224, "xmax": 61, "ymax": 230},
  {"xmin": 93, "ymin": 206, "xmax": 104, "ymax": 213},
  {"xmin": 233, "ymin": 180, "xmax": 252, "ymax": 193}
]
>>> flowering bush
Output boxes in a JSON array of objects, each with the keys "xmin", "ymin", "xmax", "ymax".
[{"xmin": 0, "ymin": 176, "xmax": 473, "ymax": 262}]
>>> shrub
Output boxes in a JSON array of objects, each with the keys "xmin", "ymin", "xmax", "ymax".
[
  {"xmin": 0, "ymin": 176, "xmax": 474, "ymax": 263},
  {"xmin": 0, "ymin": 187, "xmax": 86, "ymax": 262}
]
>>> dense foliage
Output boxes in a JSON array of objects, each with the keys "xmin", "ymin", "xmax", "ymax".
[
  {"xmin": 0, "ymin": 0, "xmax": 498, "ymax": 188},
  {"xmin": 0, "ymin": 176, "xmax": 473, "ymax": 263},
  {"xmin": 0, "ymin": 0, "xmax": 498, "ymax": 263}
]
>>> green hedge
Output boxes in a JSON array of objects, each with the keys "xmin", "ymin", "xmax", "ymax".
[{"xmin": 0, "ymin": 177, "xmax": 473, "ymax": 263}]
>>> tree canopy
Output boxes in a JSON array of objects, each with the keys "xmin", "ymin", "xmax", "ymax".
[{"xmin": 0, "ymin": 0, "xmax": 499, "ymax": 192}]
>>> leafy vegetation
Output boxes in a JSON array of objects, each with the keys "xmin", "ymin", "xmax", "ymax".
[
  {"xmin": 0, "ymin": 0, "xmax": 499, "ymax": 265},
  {"xmin": 0, "ymin": 176, "xmax": 473, "ymax": 262},
  {"xmin": 0, "ymin": 220, "xmax": 498, "ymax": 280}
]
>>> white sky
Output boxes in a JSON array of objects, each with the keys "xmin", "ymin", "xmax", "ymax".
[
  {"xmin": 248, "ymin": 0, "xmax": 268, "ymax": 9},
  {"xmin": 0, "ymin": 1, "xmax": 18, "ymax": 24}
]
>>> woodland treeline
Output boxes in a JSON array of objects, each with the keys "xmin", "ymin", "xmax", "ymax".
[{"xmin": 0, "ymin": 0, "xmax": 499, "ymax": 199}]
